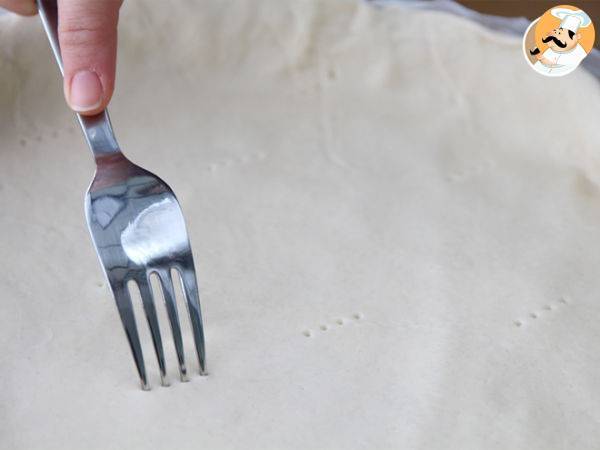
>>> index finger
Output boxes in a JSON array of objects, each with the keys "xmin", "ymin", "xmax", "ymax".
[{"xmin": 0, "ymin": 0, "xmax": 37, "ymax": 15}]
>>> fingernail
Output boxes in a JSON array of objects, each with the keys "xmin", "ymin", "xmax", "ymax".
[
  {"xmin": 68, "ymin": 70, "xmax": 103, "ymax": 112},
  {"xmin": 20, "ymin": 1, "xmax": 38, "ymax": 16}
]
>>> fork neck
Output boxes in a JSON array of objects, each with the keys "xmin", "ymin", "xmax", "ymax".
[{"xmin": 77, "ymin": 112, "xmax": 122, "ymax": 158}]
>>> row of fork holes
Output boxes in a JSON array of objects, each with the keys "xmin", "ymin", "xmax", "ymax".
[{"xmin": 126, "ymin": 268, "xmax": 200, "ymax": 383}]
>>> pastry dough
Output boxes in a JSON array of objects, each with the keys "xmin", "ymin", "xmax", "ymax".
[{"xmin": 1, "ymin": 1, "xmax": 600, "ymax": 448}]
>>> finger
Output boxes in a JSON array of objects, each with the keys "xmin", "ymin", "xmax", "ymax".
[
  {"xmin": 0, "ymin": 0, "xmax": 37, "ymax": 15},
  {"xmin": 57, "ymin": 0, "xmax": 122, "ymax": 115}
]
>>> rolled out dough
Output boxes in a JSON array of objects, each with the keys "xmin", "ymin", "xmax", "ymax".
[{"xmin": 1, "ymin": 1, "xmax": 600, "ymax": 449}]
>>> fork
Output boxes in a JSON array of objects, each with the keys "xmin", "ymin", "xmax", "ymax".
[{"xmin": 37, "ymin": 0, "xmax": 206, "ymax": 390}]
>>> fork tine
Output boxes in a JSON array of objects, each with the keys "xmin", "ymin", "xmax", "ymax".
[
  {"xmin": 177, "ymin": 266, "xmax": 207, "ymax": 375},
  {"xmin": 110, "ymin": 280, "xmax": 150, "ymax": 390},
  {"xmin": 136, "ymin": 276, "xmax": 169, "ymax": 386},
  {"xmin": 155, "ymin": 270, "xmax": 188, "ymax": 382}
]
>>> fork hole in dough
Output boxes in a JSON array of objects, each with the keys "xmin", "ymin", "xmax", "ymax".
[
  {"xmin": 320, "ymin": 325, "xmax": 328, "ymax": 331},
  {"xmin": 530, "ymin": 313, "xmax": 538, "ymax": 319},
  {"xmin": 353, "ymin": 313, "xmax": 363, "ymax": 320},
  {"xmin": 303, "ymin": 330, "xmax": 312, "ymax": 338},
  {"xmin": 336, "ymin": 318, "xmax": 344, "ymax": 325}
]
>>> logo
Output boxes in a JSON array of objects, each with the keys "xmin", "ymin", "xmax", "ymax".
[{"xmin": 523, "ymin": 5, "xmax": 595, "ymax": 77}]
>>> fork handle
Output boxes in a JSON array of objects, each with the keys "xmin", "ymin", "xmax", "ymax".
[{"xmin": 37, "ymin": 0, "xmax": 121, "ymax": 158}]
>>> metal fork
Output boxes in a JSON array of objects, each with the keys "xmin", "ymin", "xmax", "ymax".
[{"xmin": 37, "ymin": 0, "xmax": 206, "ymax": 390}]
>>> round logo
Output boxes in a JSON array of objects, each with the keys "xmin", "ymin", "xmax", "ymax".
[{"xmin": 523, "ymin": 4, "xmax": 595, "ymax": 77}]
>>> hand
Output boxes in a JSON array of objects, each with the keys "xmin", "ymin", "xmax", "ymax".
[{"xmin": 1, "ymin": 0, "xmax": 123, "ymax": 115}]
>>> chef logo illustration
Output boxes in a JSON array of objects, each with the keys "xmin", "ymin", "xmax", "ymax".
[{"xmin": 523, "ymin": 5, "xmax": 595, "ymax": 77}]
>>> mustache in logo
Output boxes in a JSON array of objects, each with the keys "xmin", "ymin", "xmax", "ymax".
[{"xmin": 541, "ymin": 35, "xmax": 567, "ymax": 48}]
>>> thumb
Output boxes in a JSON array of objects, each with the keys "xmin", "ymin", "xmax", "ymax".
[{"xmin": 58, "ymin": 0, "xmax": 122, "ymax": 115}]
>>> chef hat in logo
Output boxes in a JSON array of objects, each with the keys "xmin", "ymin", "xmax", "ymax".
[{"xmin": 551, "ymin": 7, "xmax": 592, "ymax": 33}]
